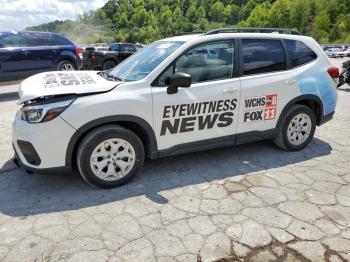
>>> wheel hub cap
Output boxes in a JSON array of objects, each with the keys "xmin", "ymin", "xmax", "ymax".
[
  {"xmin": 287, "ymin": 113, "xmax": 312, "ymax": 146},
  {"xmin": 90, "ymin": 139, "xmax": 136, "ymax": 181},
  {"xmin": 62, "ymin": 64, "xmax": 74, "ymax": 71}
]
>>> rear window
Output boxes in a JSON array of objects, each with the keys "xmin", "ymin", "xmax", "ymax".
[
  {"xmin": 285, "ymin": 40, "xmax": 317, "ymax": 67},
  {"xmin": 242, "ymin": 39, "xmax": 286, "ymax": 75},
  {"xmin": 27, "ymin": 33, "xmax": 55, "ymax": 46},
  {"xmin": 51, "ymin": 34, "xmax": 73, "ymax": 46}
]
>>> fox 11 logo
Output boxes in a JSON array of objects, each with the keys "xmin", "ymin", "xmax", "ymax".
[{"xmin": 243, "ymin": 94, "xmax": 277, "ymax": 123}]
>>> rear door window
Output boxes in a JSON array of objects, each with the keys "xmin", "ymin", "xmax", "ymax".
[
  {"xmin": 242, "ymin": 39, "xmax": 286, "ymax": 75},
  {"xmin": 285, "ymin": 40, "xmax": 317, "ymax": 67},
  {"xmin": 124, "ymin": 44, "xmax": 137, "ymax": 52},
  {"xmin": 109, "ymin": 43, "xmax": 119, "ymax": 51},
  {"xmin": 0, "ymin": 34, "xmax": 27, "ymax": 48},
  {"xmin": 27, "ymin": 33, "xmax": 55, "ymax": 47}
]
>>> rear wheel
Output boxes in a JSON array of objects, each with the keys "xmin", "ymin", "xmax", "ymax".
[
  {"xmin": 274, "ymin": 104, "xmax": 316, "ymax": 151},
  {"xmin": 102, "ymin": 60, "xmax": 117, "ymax": 71},
  {"xmin": 57, "ymin": 60, "xmax": 76, "ymax": 71},
  {"xmin": 77, "ymin": 125, "xmax": 145, "ymax": 188}
]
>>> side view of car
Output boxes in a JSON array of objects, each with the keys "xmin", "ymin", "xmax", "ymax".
[
  {"xmin": 13, "ymin": 27, "xmax": 338, "ymax": 188},
  {"xmin": 82, "ymin": 42, "xmax": 143, "ymax": 70},
  {"xmin": 0, "ymin": 31, "xmax": 81, "ymax": 81},
  {"xmin": 325, "ymin": 48, "xmax": 350, "ymax": 58}
]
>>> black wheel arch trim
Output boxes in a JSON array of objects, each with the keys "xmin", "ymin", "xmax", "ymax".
[
  {"xmin": 65, "ymin": 115, "xmax": 158, "ymax": 166},
  {"xmin": 276, "ymin": 94, "xmax": 324, "ymax": 128}
]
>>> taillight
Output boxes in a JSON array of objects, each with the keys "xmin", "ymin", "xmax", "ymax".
[
  {"xmin": 91, "ymin": 52, "xmax": 96, "ymax": 60},
  {"xmin": 75, "ymin": 47, "xmax": 80, "ymax": 57},
  {"xmin": 327, "ymin": 67, "xmax": 340, "ymax": 79}
]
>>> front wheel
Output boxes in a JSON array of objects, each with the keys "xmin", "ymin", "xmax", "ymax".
[
  {"xmin": 77, "ymin": 125, "xmax": 145, "ymax": 188},
  {"xmin": 274, "ymin": 105, "xmax": 316, "ymax": 151}
]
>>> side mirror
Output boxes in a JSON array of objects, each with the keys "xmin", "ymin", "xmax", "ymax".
[{"xmin": 166, "ymin": 72, "xmax": 192, "ymax": 94}]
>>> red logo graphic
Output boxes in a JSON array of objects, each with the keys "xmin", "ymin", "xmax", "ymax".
[
  {"xmin": 264, "ymin": 108, "xmax": 276, "ymax": 120},
  {"xmin": 265, "ymin": 94, "xmax": 277, "ymax": 108}
]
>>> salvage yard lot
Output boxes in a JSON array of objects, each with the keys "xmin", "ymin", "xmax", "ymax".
[{"xmin": 0, "ymin": 59, "xmax": 349, "ymax": 261}]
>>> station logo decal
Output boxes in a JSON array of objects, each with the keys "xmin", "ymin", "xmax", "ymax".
[
  {"xmin": 160, "ymin": 99, "xmax": 237, "ymax": 136},
  {"xmin": 243, "ymin": 94, "xmax": 277, "ymax": 123},
  {"xmin": 44, "ymin": 73, "xmax": 95, "ymax": 88}
]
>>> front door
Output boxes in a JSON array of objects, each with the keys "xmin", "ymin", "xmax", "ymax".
[{"xmin": 152, "ymin": 40, "xmax": 241, "ymax": 151}]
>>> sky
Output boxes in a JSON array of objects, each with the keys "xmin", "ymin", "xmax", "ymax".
[{"xmin": 0, "ymin": 0, "xmax": 108, "ymax": 31}]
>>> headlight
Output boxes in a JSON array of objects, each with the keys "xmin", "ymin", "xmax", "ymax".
[{"xmin": 21, "ymin": 99, "xmax": 75, "ymax": 123}]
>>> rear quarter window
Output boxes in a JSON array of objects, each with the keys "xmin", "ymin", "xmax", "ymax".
[
  {"xmin": 52, "ymin": 34, "xmax": 73, "ymax": 46},
  {"xmin": 242, "ymin": 39, "xmax": 286, "ymax": 75},
  {"xmin": 285, "ymin": 40, "xmax": 317, "ymax": 67}
]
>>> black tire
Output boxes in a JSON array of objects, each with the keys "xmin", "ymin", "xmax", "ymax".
[
  {"xmin": 77, "ymin": 125, "xmax": 145, "ymax": 188},
  {"xmin": 274, "ymin": 104, "xmax": 316, "ymax": 151},
  {"xmin": 102, "ymin": 60, "xmax": 117, "ymax": 71},
  {"xmin": 57, "ymin": 60, "xmax": 76, "ymax": 71}
]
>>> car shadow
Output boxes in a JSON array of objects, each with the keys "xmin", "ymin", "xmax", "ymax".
[{"xmin": 0, "ymin": 138, "xmax": 332, "ymax": 217}]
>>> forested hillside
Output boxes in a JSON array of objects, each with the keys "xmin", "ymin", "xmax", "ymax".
[{"xmin": 27, "ymin": 0, "xmax": 350, "ymax": 44}]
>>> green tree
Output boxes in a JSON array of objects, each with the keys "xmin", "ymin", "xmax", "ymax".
[
  {"xmin": 245, "ymin": 1, "xmax": 271, "ymax": 27},
  {"xmin": 27, "ymin": 0, "xmax": 350, "ymax": 45},
  {"xmin": 186, "ymin": 5, "xmax": 197, "ymax": 22},
  {"xmin": 269, "ymin": 0, "xmax": 290, "ymax": 28},
  {"xmin": 211, "ymin": 2, "xmax": 225, "ymax": 23}
]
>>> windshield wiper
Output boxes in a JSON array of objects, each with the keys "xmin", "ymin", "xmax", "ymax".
[
  {"xmin": 98, "ymin": 71, "xmax": 123, "ymax": 82},
  {"xmin": 107, "ymin": 73, "xmax": 123, "ymax": 82}
]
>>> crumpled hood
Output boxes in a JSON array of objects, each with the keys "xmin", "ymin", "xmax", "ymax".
[{"xmin": 18, "ymin": 71, "xmax": 118, "ymax": 104}]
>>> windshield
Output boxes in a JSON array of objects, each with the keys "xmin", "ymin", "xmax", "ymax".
[{"xmin": 110, "ymin": 41, "xmax": 184, "ymax": 81}]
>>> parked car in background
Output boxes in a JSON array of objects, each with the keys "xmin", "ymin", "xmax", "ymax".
[
  {"xmin": 82, "ymin": 42, "xmax": 143, "ymax": 70},
  {"xmin": 0, "ymin": 31, "xmax": 81, "ymax": 81},
  {"xmin": 325, "ymin": 48, "xmax": 350, "ymax": 58}
]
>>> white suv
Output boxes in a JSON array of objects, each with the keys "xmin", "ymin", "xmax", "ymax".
[{"xmin": 12, "ymin": 28, "xmax": 338, "ymax": 188}]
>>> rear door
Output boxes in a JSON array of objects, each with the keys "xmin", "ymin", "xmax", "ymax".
[
  {"xmin": 0, "ymin": 33, "xmax": 30, "ymax": 77},
  {"xmin": 25, "ymin": 33, "xmax": 57, "ymax": 71},
  {"xmin": 237, "ymin": 38, "xmax": 300, "ymax": 141}
]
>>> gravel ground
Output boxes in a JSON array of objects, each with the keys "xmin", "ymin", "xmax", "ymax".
[{"xmin": 0, "ymin": 58, "xmax": 349, "ymax": 262}]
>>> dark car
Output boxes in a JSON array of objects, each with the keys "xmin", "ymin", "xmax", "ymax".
[
  {"xmin": 82, "ymin": 42, "xmax": 143, "ymax": 71},
  {"xmin": 0, "ymin": 31, "xmax": 82, "ymax": 81}
]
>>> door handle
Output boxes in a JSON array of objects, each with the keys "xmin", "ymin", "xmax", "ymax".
[
  {"xmin": 285, "ymin": 79, "xmax": 296, "ymax": 85},
  {"xmin": 222, "ymin": 88, "xmax": 239, "ymax": 94}
]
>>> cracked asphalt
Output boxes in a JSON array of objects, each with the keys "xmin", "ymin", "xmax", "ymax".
[{"xmin": 0, "ymin": 59, "xmax": 350, "ymax": 262}]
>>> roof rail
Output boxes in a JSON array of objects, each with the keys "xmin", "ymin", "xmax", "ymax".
[
  {"xmin": 205, "ymin": 27, "xmax": 302, "ymax": 36},
  {"xmin": 173, "ymin": 31, "xmax": 204, "ymax": 36}
]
